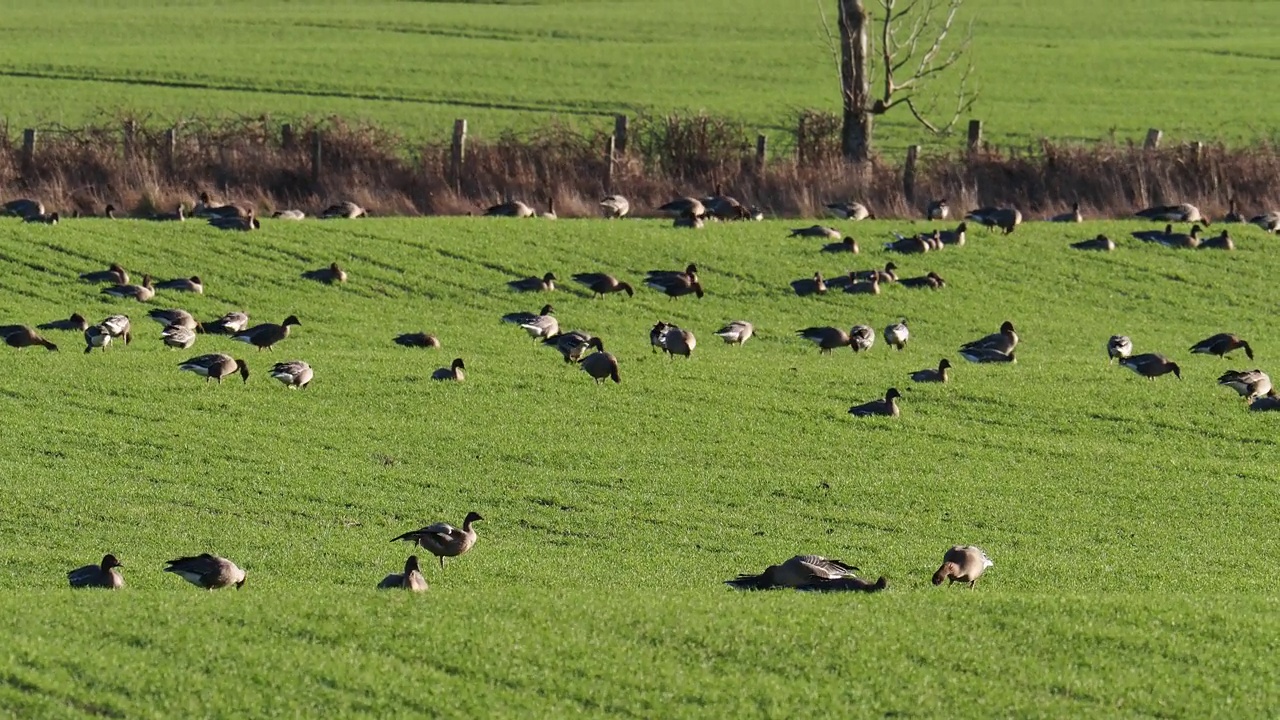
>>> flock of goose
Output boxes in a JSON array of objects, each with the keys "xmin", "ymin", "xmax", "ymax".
[{"xmin": 6, "ymin": 188, "xmax": 1275, "ymax": 595}]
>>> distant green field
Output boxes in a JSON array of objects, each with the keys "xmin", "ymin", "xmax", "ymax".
[
  {"xmin": 2, "ymin": 0, "xmax": 1279, "ymax": 154},
  {"xmin": 0, "ymin": 214, "xmax": 1278, "ymax": 716}
]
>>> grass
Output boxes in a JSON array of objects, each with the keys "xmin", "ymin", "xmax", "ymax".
[
  {"xmin": 0, "ymin": 214, "xmax": 1277, "ymax": 716},
  {"xmin": 2, "ymin": 0, "xmax": 1280, "ymax": 153}
]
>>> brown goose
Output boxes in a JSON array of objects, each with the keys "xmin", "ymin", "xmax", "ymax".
[
  {"xmin": 101, "ymin": 275, "xmax": 155, "ymax": 302},
  {"xmin": 80, "ymin": 264, "xmax": 129, "ymax": 285},
  {"xmin": 842, "ymin": 274, "xmax": 880, "ymax": 295},
  {"xmin": 884, "ymin": 232, "xmax": 931, "ymax": 254},
  {"xmin": 572, "ymin": 273, "xmax": 633, "ymax": 298},
  {"xmin": 1135, "ymin": 203, "xmax": 1206, "ymax": 224},
  {"xmin": 938, "ymin": 222, "xmax": 968, "ymax": 246},
  {"xmin": 600, "ymin": 195, "xmax": 629, "ymax": 219},
  {"xmin": 320, "ymin": 201, "xmax": 366, "ymax": 219},
  {"xmin": 1218, "ymin": 370, "xmax": 1271, "ymax": 402},
  {"xmin": 378, "ymin": 555, "xmax": 428, "ymax": 592},
  {"xmin": 1190, "ymin": 333, "xmax": 1253, "ymax": 360},
  {"xmin": 933, "ymin": 546, "xmax": 993, "ymax": 588},
  {"xmin": 849, "ymin": 262, "xmax": 898, "ymax": 285},
  {"xmin": 269, "ymin": 360, "xmax": 313, "ymax": 389},
  {"xmin": 231, "ymin": 316, "xmax": 301, "ymax": 350},
  {"xmin": 484, "ymin": 200, "xmax": 534, "ymax": 218},
  {"xmin": 658, "ymin": 197, "xmax": 705, "ymax": 218},
  {"xmin": 205, "ymin": 312, "xmax": 249, "ymax": 335},
  {"xmin": 824, "ymin": 201, "xmax": 873, "ymax": 221},
  {"xmin": 1131, "ymin": 224, "xmax": 1174, "ymax": 243},
  {"xmin": 1050, "ymin": 202, "xmax": 1083, "ymax": 223},
  {"xmin": 1249, "ymin": 211, "xmax": 1279, "ymax": 233},
  {"xmin": 432, "ymin": 358, "xmax": 465, "ymax": 381},
  {"xmin": 926, "ymin": 199, "xmax": 949, "ymax": 220},
  {"xmin": 544, "ymin": 330, "xmax": 594, "ymax": 363},
  {"xmin": 38, "ymin": 313, "xmax": 88, "ymax": 332},
  {"xmin": 797, "ymin": 326, "xmax": 857, "ymax": 354},
  {"xmin": 1223, "ymin": 199, "xmax": 1245, "ymax": 224},
  {"xmin": 899, "ymin": 272, "xmax": 946, "ymax": 289},
  {"xmin": 84, "ymin": 324, "xmax": 113, "ymax": 353},
  {"xmin": 1198, "ymin": 230, "xmax": 1234, "ymax": 250},
  {"xmin": 579, "ymin": 338, "xmax": 621, "ymax": 383},
  {"xmin": 1160, "ymin": 224, "xmax": 1203, "ymax": 249},
  {"xmin": 646, "ymin": 274, "xmax": 704, "ymax": 299},
  {"xmin": 966, "ymin": 207, "xmax": 1022, "ymax": 234},
  {"xmin": 1072, "ymin": 234, "xmax": 1115, "ymax": 251},
  {"xmin": 391, "ymin": 511, "xmax": 483, "ymax": 569},
  {"xmin": 148, "ymin": 308, "xmax": 202, "ymax": 331},
  {"xmin": 2, "ymin": 198, "xmax": 44, "ymax": 217},
  {"xmin": 962, "ymin": 321, "xmax": 1018, "ymax": 355},
  {"xmin": 208, "ymin": 212, "xmax": 259, "ymax": 231},
  {"xmin": 726, "ymin": 555, "xmax": 869, "ymax": 590},
  {"xmin": 672, "ymin": 212, "xmax": 705, "ymax": 229},
  {"xmin": 517, "ymin": 307, "xmax": 558, "ymax": 342},
  {"xmin": 161, "ymin": 325, "xmax": 198, "ymax": 350},
  {"xmin": 714, "ymin": 321, "xmax": 754, "ymax": 346},
  {"xmin": 849, "ymin": 388, "xmax": 902, "ymax": 417},
  {"xmin": 910, "ymin": 358, "xmax": 952, "ymax": 383},
  {"xmin": 660, "ymin": 327, "xmax": 697, "ymax": 358},
  {"xmin": 820, "ymin": 236, "xmax": 860, "ymax": 253},
  {"xmin": 395, "ymin": 332, "xmax": 440, "ymax": 349},
  {"xmin": 502, "ymin": 304, "xmax": 555, "ymax": 326},
  {"xmin": 303, "ymin": 263, "xmax": 347, "ymax": 284},
  {"xmin": 273, "ymin": 209, "xmax": 306, "ymax": 220},
  {"xmin": 178, "ymin": 353, "xmax": 250, "ymax": 383},
  {"xmin": 1120, "ymin": 353, "xmax": 1181, "ymax": 380},
  {"xmin": 194, "ymin": 192, "xmax": 249, "ymax": 219},
  {"xmin": 508, "ymin": 272, "xmax": 557, "ymax": 292},
  {"xmin": 790, "ymin": 225, "xmax": 842, "ymax": 240},
  {"xmin": 648, "ymin": 264, "xmax": 698, "ymax": 283},
  {"xmin": 68, "ymin": 554, "xmax": 124, "ymax": 589},
  {"xmin": 791, "ymin": 272, "xmax": 828, "ymax": 297},
  {"xmin": 2, "ymin": 326, "xmax": 58, "ymax": 351},
  {"xmin": 164, "ymin": 554, "xmax": 246, "ymax": 589}
]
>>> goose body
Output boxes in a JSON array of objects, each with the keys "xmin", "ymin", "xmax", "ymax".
[
  {"xmin": 966, "ymin": 207, "xmax": 1022, "ymax": 234},
  {"xmin": 825, "ymin": 202, "xmax": 872, "ymax": 221},
  {"xmin": 1223, "ymin": 200, "xmax": 1245, "ymax": 224},
  {"xmin": 179, "ymin": 353, "xmax": 250, "ymax": 383},
  {"xmin": 1218, "ymin": 370, "xmax": 1272, "ymax": 401},
  {"xmin": 1107, "ymin": 335, "xmax": 1133, "ymax": 363},
  {"xmin": 101, "ymin": 275, "xmax": 154, "ymax": 302},
  {"xmin": 1132, "ymin": 224, "xmax": 1174, "ymax": 244},
  {"xmin": 484, "ymin": 200, "xmax": 534, "ymax": 218},
  {"xmin": 1160, "ymin": 224, "xmax": 1203, "ymax": 249},
  {"xmin": 1249, "ymin": 212, "xmax": 1279, "ymax": 233},
  {"xmin": 378, "ymin": 555, "xmax": 428, "ymax": 591},
  {"xmin": 207, "ymin": 213, "xmax": 259, "ymax": 231},
  {"xmin": 149, "ymin": 308, "xmax": 201, "ymax": 330},
  {"xmin": 163, "ymin": 554, "xmax": 246, "ymax": 590},
  {"xmin": 646, "ymin": 274, "xmax": 704, "ymax": 299},
  {"xmin": 579, "ymin": 339, "xmax": 621, "ymax": 383},
  {"xmin": 1050, "ymin": 202, "xmax": 1083, "ymax": 223},
  {"xmin": 672, "ymin": 213, "xmax": 705, "ymax": 229},
  {"xmin": 572, "ymin": 273, "xmax": 633, "ymax": 298},
  {"xmin": 714, "ymin": 321, "xmax": 754, "ymax": 346},
  {"xmin": 321, "ymin": 201, "xmax": 366, "ymax": 219},
  {"xmin": 658, "ymin": 197, "xmax": 705, "ymax": 218},
  {"xmin": 24, "ymin": 212, "xmax": 59, "ymax": 224},
  {"xmin": 899, "ymin": 272, "xmax": 946, "ymax": 289},
  {"xmin": 911, "ymin": 358, "xmax": 952, "ymax": 383},
  {"xmin": 600, "ymin": 195, "xmax": 630, "ymax": 219},
  {"xmin": 962, "ymin": 321, "xmax": 1018, "ymax": 355},
  {"xmin": 1199, "ymin": 230, "xmax": 1234, "ymax": 250},
  {"xmin": 649, "ymin": 321, "xmax": 670, "ymax": 353},
  {"xmin": 1190, "ymin": 333, "xmax": 1253, "ymax": 360},
  {"xmin": 1136, "ymin": 203, "xmax": 1204, "ymax": 224},
  {"xmin": 791, "ymin": 272, "xmax": 828, "ymax": 297},
  {"xmin": 2, "ymin": 326, "xmax": 58, "ymax": 351},
  {"xmin": 849, "ymin": 325, "xmax": 875, "ymax": 352},
  {"xmin": 544, "ymin": 330, "xmax": 594, "ymax": 363},
  {"xmin": 789, "ymin": 225, "xmax": 842, "ymax": 240},
  {"xmin": 395, "ymin": 332, "xmax": 441, "ymax": 349},
  {"xmin": 38, "ymin": 313, "xmax": 88, "ymax": 332},
  {"xmin": 303, "ymin": 263, "xmax": 347, "ymax": 284},
  {"xmin": 231, "ymin": 316, "xmax": 301, "ymax": 350},
  {"xmin": 933, "ymin": 546, "xmax": 992, "ymax": 588},
  {"xmin": 702, "ymin": 185, "xmax": 743, "ymax": 220},
  {"xmin": 84, "ymin": 324, "xmax": 113, "ymax": 353},
  {"xmin": 884, "ymin": 321, "xmax": 909, "ymax": 351},
  {"xmin": 3, "ymin": 198, "xmax": 44, "ymax": 218},
  {"xmin": 821, "ymin": 236, "xmax": 859, "ymax": 253},
  {"xmin": 938, "ymin": 222, "xmax": 967, "ymax": 246},
  {"xmin": 194, "ymin": 192, "xmax": 249, "ymax": 219},
  {"xmin": 161, "ymin": 325, "xmax": 198, "ymax": 350},
  {"xmin": 884, "ymin": 233, "xmax": 931, "ymax": 254},
  {"xmin": 726, "ymin": 555, "xmax": 869, "ymax": 590},
  {"xmin": 156, "ymin": 276, "xmax": 204, "ymax": 294},
  {"xmin": 149, "ymin": 205, "xmax": 185, "ymax": 222},
  {"xmin": 660, "ymin": 327, "xmax": 697, "ymax": 358},
  {"xmin": 926, "ymin": 199, "xmax": 949, "ymax": 220},
  {"xmin": 508, "ymin": 272, "xmax": 557, "ymax": 292},
  {"xmin": 391, "ymin": 511, "xmax": 483, "ymax": 568},
  {"xmin": 849, "ymin": 388, "xmax": 902, "ymax": 417},
  {"xmin": 1120, "ymin": 353, "xmax": 1180, "ymax": 380},
  {"xmin": 269, "ymin": 360, "xmax": 313, "ymax": 389},
  {"xmin": 205, "ymin": 312, "xmax": 249, "ymax": 335},
  {"xmin": 959, "ymin": 347, "xmax": 1015, "ymax": 364},
  {"xmin": 502, "ymin": 304, "xmax": 555, "ymax": 327},
  {"xmin": 797, "ymin": 326, "xmax": 856, "ymax": 353},
  {"xmin": 101, "ymin": 314, "xmax": 132, "ymax": 341},
  {"xmin": 432, "ymin": 358, "xmax": 465, "ymax": 381},
  {"xmin": 68, "ymin": 554, "xmax": 124, "ymax": 589},
  {"xmin": 518, "ymin": 309, "xmax": 559, "ymax": 341},
  {"xmin": 80, "ymin": 264, "xmax": 129, "ymax": 285},
  {"xmin": 273, "ymin": 209, "xmax": 306, "ymax": 220},
  {"xmin": 1072, "ymin": 234, "xmax": 1115, "ymax": 251},
  {"xmin": 843, "ymin": 275, "xmax": 880, "ymax": 295}
]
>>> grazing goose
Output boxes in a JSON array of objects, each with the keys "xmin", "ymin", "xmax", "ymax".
[
  {"xmin": 672, "ymin": 212, "xmax": 705, "ymax": 229},
  {"xmin": 149, "ymin": 308, "xmax": 202, "ymax": 331},
  {"xmin": 884, "ymin": 321, "xmax": 909, "ymax": 351},
  {"xmin": 2, "ymin": 326, "xmax": 58, "ymax": 351},
  {"xmin": 1160, "ymin": 224, "xmax": 1203, "ymax": 249},
  {"xmin": 231, "ymin": 316, "xmax": 301, "ymax": 350},
  {"xmin": 80, "ymin": 263, "xmax": 129, "ymax": 285},
  {"xmin": 850, "ymin": 325, "xmax": 875, "ymax": 352},
  {"xmin": 102, "ymin": 275, "xmax": 155, "ymax": 302},
  {"xmin": 849, "ymin": 388, "xmax": 902, "ymax": 417},
  {"xmin": 484, "ymin": 200, "xmax": 535, "ymax": 218},
  {"xmin": 68, "ymin": 554, "xmax": 124, "ymax": 589},
  {"xmin": 1218, "ymin": 370, "xmax": 1272, "ymax": 402},
  {"xmin": 1120, "ymin": 353, "xmax": 1181, "ymax": 380},
  {"xmin": 321, "ymin": 201, "xmax": 366, "ymax": 219},
  {"xmin": 508, "ymin": 272, "xmax": 557, "ymax": 292},
  {"xmin": 3, "ymin": 198, "xmax": 44, "ymax": 217},
  {"xmin": 850, "ymin": 262, "xmax": 898, "ymax": 285},
  {"xmin": 600, "ymin": 195, "xmax": 630, "ymax": 219},
  {"xmin": 579, "ymin": 338, "xmax": 621, "ymax": 383},
  {"xmin": 661, "ymin": 326, "xmax": 697, "ymax": 358},
  {"xmin": 1072, "ymin": 234, "xmax": 1115, "ymax": 251},
  {"xmin": 101, "ymin": 315, "xmax": 132, "ymax": 342},
  {"xmin": 1135, "ymin": 203, "xmax": 1205, "ymax": 224},
  {"xmin": 911, "ymin": 358, "xmax": 952, "ymax": 383},
  {"xmin": 843, "ymin": 274, "xmax": 880, "ymax": 295},
  {"xmin": 1050, "ymin": 202, "xmax": 1083, "ymax": 223},
  {"xmin": 270, "ymin": 360, "xmax": 314, "ymax": 389},
  {"xmin": 24, "ymin": 212, "xmax": 59, "ymax": 224},
  {"xmin": 302, "ymin": 263, "xmax": 347, "ymax": 284},
  {"xmin": 161, "ymin": 325, "xmax": 198, "ymax": 350},
  {"xmin": 959, "ymin": 347, "xmax": 1015, "ymax": 364},
  {"xmin": 1190, "ymin": 333, "xmax": 1253, "ymax": 360},
  {"xmin": 791, "ymin": 271, "xmax": 828, "ymax": 297},
  {"xmin": 1107, "ymin": 335, "xmax": 1133, "ymax": 364},
  {"xmin": 272, "ymin": 209, "xmax": 306, "ymax": 220},
  {"xmin": 179, "ymin": 353, "xmax": 250, "ymax": 383},
  {"xmin": 391, "ymin": 511, "xmax": 483, "ymax": 568},
  {"xmin": 648, "ymin": 264, "xmax": 699, "ymax": 282},
  {"xmin": 378, "ymin": 555, "xmax": 428, "ymax": 592},
  {"xmin": 394, "ymin": 332, "xmax": 441, "ymax": 349},
  {"xmin": 900, "ymin": 272, "xmax": 946, "ymax": 290},
  {"xmin": 156, "ymin": 276, "xmax": 204, "ymax": 294},
  {"xmin": 205, "ymin": 312, "xmax": 249, "ymax": 335},
  {"xmin": 825, "ymin": 201, "xmax": 872, "ymax": 221},
  {"xmin": 502, "ymin": 304, "xmax": 555, "ymax": 327},
  {"xmin": 518, "ymin": 307, "xmax": 559, "ymax": 342},
  {"xmin": 966, "ymin": 207, "xmax": 1022, "ymax": 234},
  {"xmin": 207, "ymin": 212, "xmax": 259, "ymax": 231},
  {"xmin": 38, "ymin": 313, "xmax": 88, "ymax": 332},
  {"xmin": 650, "ymin": 321, "xmax": 670, "ymax": 353},
  {"xmin": 571, "ymin": 273, "xmax": 633, "ymax": 298},
  {"xmin": 84, "ymin": 324, "xmax": 113, "ymax": 353},
  {"xmin": 962, "ymin": 321, "xmax": 1019, "ymax": 355},
  {"xmin": 933, "ymin": 546, "xmax": 993, "ymax": 588},
  {"xmin": 884, "ymin": 232, "xmax": 931, "ymax": 254},
  {"xmin": 432, "ymin": 358, "xmax": 465, "ymax": 381},
  {"xmin": 646, "ymin": 274, "xmax": 704, "ymax": 299},
  {"xmin": 149, "ymin": 205, "xmax": 185, "ymax": 222},
  {"xmin": 544, "ymin": 330, "xmax": 594, "ymax": 363},
  {"xmin": 1249, "ymin": 211, "xmax": 1279, "ymax": 233},
  {"xmin": 1223, "ymin": 199, "xmax": 1245, "ymax": 224},
  {"xmin": 714, "ymin": 321, "xmax": 754, "ymax": 346},
  {"xmin": 702, "ymin": 184, "xmax": 743, "ymax": 220},
  {"xmin": 725, "ymin": 555, "xmax": 862, "ymax": 590},
  {"xmin": 790, "ymin": 225, "xmax": 842, "ymax": 240},
  {"xmin": 797, "ymin": 326, "xmax": 858, "ymax": 354},
  {"xmin": 658, "ymin": 197, "xmax": 705, "ymax": 218},
  {"xmin": 193, "ymin": 192, "xmax": 249, "ymax": 219},
  {"xmin": 1199, "ymin": 230, "xmax": 1234, "ymax": 250},
  {"xmin": 821, "ymin": 236, "xmax": 859, "ymax": 253},
  {"xmin": 163, "ymin": 554, "xmax": 246, "ymax": 590},
  {"xmin": 1132, "ymin": 224, "xmax": 1174, "ymax": 243},
  {"xmin": 1249, "ymin": 395, "xmax": 1280, "ymax": 412},
  {"xmin": 926, "ymin": 199, "xmax": 949, "ymax": 220}
]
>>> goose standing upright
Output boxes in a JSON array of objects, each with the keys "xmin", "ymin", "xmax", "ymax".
[{"xmin": 391, "ymin": 512, "xmax": 483, "ymax": 569}]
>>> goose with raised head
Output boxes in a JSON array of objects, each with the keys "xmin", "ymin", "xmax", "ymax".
[
  {"xmin": 80, "ymin": 263, "xmax": 128, "ymax": 285},
  {"xmin": 302, "ymin": 263, "xmax": 347, "ymax": 285},
  {"xmin": 579, "ymin": 338, "xmax": 621, "ymax": 383},
  {"xmin": 164, "ymin": 554, "xmax": 246, "ymax": 590},
  {"xmin": 68, "ymin": 554, "xmax": 124, "ymax": 589},
  {"xmin": 791, "ymin": 271, "xmax": 828, "ymax": 297},
  {"xmin": 1107, "ymin": 335, "xmax": 1133, "ymax": 364},
  {"xmin": 395, "ymin": 332, "xmax": 440, "ymax": 349},
  {"xmin": 600, "ymin": 195, "xmax": 630, "ymax": 219},
  {"xmin": 962, "ymin": 321, "xmax": 1018, "ymax": 355},
  {"xmin": 502, "ymin": 304, "xmax": 555, "ymax": 327},
  {"xmin": 825, "ymin": 201, "xmax": 872, "ymax": 221},
  {"xmin": 1249, "ymin": 211, "xmax": 1279, "ymax": 233},
  {"xmin": 926, "ymin": 199, "xmax": 949, "ymax": 220},
  {"xmin": 843, "ymin": 274, "xmax": 880, "ymax": 295},
  {"xmin": 432, "ymin": 358, "xmax": 465, "ymax": 381},
  {"xmin": 714, "ymin": 321, "xmax": 754, "ymax": 346},
  {"xmin": 321, "ymin": 201, "xmax": 366, "ymax": 219},
  {"xmin": 849, "ymin": 388, "xmax": 902, "ymax": 417},
  {"xmin": 102, "ymin": 275, "xmax": 154, "ymax": 302},
  {"xmin": 571, "ymin": 273, "xmax": 633, "ymax": 298},
  {"xmin": 156, "ymin": 276, "xmax": 204, "ymax": 294},
  {"xmin": 378, "ymin": 555, "xmax": 428, "ymax": 592},
  {"xmin": 900, "ymin": 272, "xmax": 946, "ymax": 290},
  {"xmin": 231, "ymin": 315, "xmax": 301, "ymax": 350},
  {"xmin": 933, "ymin": 546, "xmax": 993, "ymax": 588},
  {"xmin": 1190, "ymin": 333, "xmax": 1253, "ymax": 360},
  {"xmin": 1224, "ymin": 199, "xmax": 1245, "ymax": 224},
  {"xmin": 149, "ymin": 205, "xmax": 185, "ymax": 222},
  {"xmin": 821, "ymin": 236, "xmax": 859, "ymax": 253},
  {"xmin": 884, "ymin": 232, "xmax": 931, "ymax": 254},
  {"xmin": 1199, "ymin": 230, "xmax": 1234, "ymax": 250},
  {"xmin": 508, "ymin": 272, "xmax": 557, "ymax": 292},
  {"xmin": 38, "ymin": 313, "xmax": 88, "ymax": 332},
  {"xmin": 966, "ymin": 207, "xmax": 1022, "ymax": 234},
  {"xmin": 1120, "ymin": 353, "xmax": 1180, "ymax": 380},
  {"xmin": 517, "ymin": 306, "xmax": 559, "ymax": 342},
  {"xmin": 1160, "ymin": 224, "xmax": 1203, "ymax": 249},
  {"xmin": 391, "ymin": 511, "xmax": 483, "ymax": 569},
  {"xmin": 485, "ymin": 200, "xmax": 534, "ymax": 218},
  {"xmin": 1050, "ymin": 202, "xmax": 1083, "ymax": 223},
  {"xmin": 208, "ymin": 211, "xmax": 258, "ymax": 231},
  {"xmin": 1072, "ymin": 234, "xmax": 1115, "ymax": 251},
  {"xmin": 1135, "ymin": 203, "xmax": 1205, "ymax": 224},
  {"xmin": 2, "ymin": 326, "xmax": 58, "ymax": 351},
  {"xmin": 179, "ymin": 353, "xmax": 249, "ymax": 383},
  {"xmin": 911, "ymin": 358, "xmax": 952, "ymax": 383},
  {"xmin": 269, "ymin": 360, "xmax": 313, "ymax": 389},
  {"xmin": 1218, "ymin": 370, "xmax": 1271, "ymax": 402},
  {"xmin": 884, "ymin": 321, "xmax": 909, "ymax": 351},
  {"xmin": 797, "ymin": 326, "xmax": 857, "ymax": 354},
  {"xmin": 3, "ymin": 198, "xmax": 44, "ymax": 217},
  {"xmin": 544, "ymin": 330, "xmax": 594, "ymax": 363},
  {"xmin": 646, "ymin": 273, "xmax": 704, "ymax": 299}
]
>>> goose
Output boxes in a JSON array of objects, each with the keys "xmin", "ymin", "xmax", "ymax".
[
  {"xmin": 1132, "ymin": 224, "xmax": 1174, "ymax": 243},
  {"xmin": 1249, "ymin": 211, "xmax": 1279, "ymax": 233},
  {"xmin": 1050, "ymin": 202, "xmax": 1083, "ymax": 223},
  {"xmin": 156, "ymin": 276, "xmax": 204, "ymax": 294},
  {"xmin": 3, "ymin": 198, "xmax": 44, "ymax": 217},
  {"xmin": 149, "ymin": 205, "xmax": 185, "ymax": 222},
  {"xmin": 391, "ymin": 511, "xmax": 483, "ymax": 568},
  {"xmin": 1249, "ymin": 395, "xmax": 1280, "ymax": 412},
  {"xmin": 646, "ymin": 274, "xmax": 704, "ymax": 300},
  {"xmin": 911, "ymin": 358, "xmax": 952, "ymax": 383},
  {"xmin": 432, "ymin": 358, "xmax": 465, "ymax": 381},
  {"xmin": 714, "ymin": 321, "xmax": 754, "ymax": 346},
  {"xmin": 38, "ymin": 313, "xmax": 88, "ymax": 332},
  {"xmin": 938, "ymin": 222, "xmax": 968, "ymax": 246},
  {"xmin": 518, "ymin": 307, "xmax": 559, "ymax": 342},
  {"xmin": 851, "ymin": 262, "xmax": 898, "ymax": 284},
  {"xmin": 68, "ymin": 554, "xmax": 124, "ymax": 589},
  {"xmin": 647, "ymin": 264, "xmax": 699, "ymax": 285},
  {"xmin": 849, "ymin": 388, "xmax": 902, "ymax": 417},
  {"xmin": 658, "ymin": 197, "xmax": 705, "ymax": 217},
  {"xmin": 272, "ymin": 209, "xmax": 306, "ymax": 220},
  {"xmin": 649, "ymin": 321, "xmax": 670, "ymax": 353},
  {"xmin": 966, "ymin": 207, "xmax": 1022, "ymax": 234},
  {"xmin": 932, "ymin": 546, "xmax": 993, "ymax": 588},
  {"xmin": 394, "ymin": 332, "xmax": 440, "ymax": 349},
  {"xmin": 1107, "ymin": 335, "xmax": 1133, "ymax": 363},
  {"xmin": 571, "ymin": 273, "xmax": 633, "ymax": 298},
  {"xmin": 208, "ymin": 212, "xmax": 258, "ymax": 231},
  {"xmin": 600, "ymin": 195, "xmax": 629, "ymax": 219},
  {"xmin": 269, "ymin": 360, "xmax": 313, "ymax": 389},
  {"xmin": 100, "ymin": 204, "xmax": 118, "ymax": 219},
  {"xmin": 1160, "ymin": 224, "xmax": 1203, "ymax": 249},
  {"xmin": 2, "ymin": 326, "xmax": 58, "ymax": 351},
  {"xmin": 1135, "ymin": 203, "xmax": 1205, "ymax": 224},
  {"xmin": 703, "ymin": 184, "xmax": 743, "ymax": 219},
  {"xmin": 502, "ymin": 304, "xmax": 555, "ymax": 326},
  {"xmin": 926, "ymin": 199, "xmax": 949, "ymax": 220},
  {"xmin": 797, "ymin": 326, "xmax": 858, "ymax": 354},
  {"xmin": 101, "ymin": 315, "xmax": 132, "ymax": 342},
  {"xmin": 959, "ymin": 347, "xmax": 1015, "ymax": 364},
  {"xmin": 84, "ymin": 324, "xmax": 113, "ymax": 353},
  {"xmin": 1120, "ymin": 353, "xmax": 1180, "ymax": 380},
  {"xmin": 544, "ymin": 330, "xmax": 594, "ymax": 363},
  {"xmin": 1199, "ymin": 230, "xmax": 1234, "ymax": 250},
  {"xmin": 149, "ymin": 308, "xmax": 202, "ymax": 331},
  {"xmin": 193, "ymin": 192, "xmax": 249, "ymax": 219},
  {"xmin": 484, "ymin": 200, "xmax": 534, "ymax": 218},
  {"xmin": 1072, "ymin": 234, "xmax": 1115, "ymax": 251},
  {"xmin": 540, "ymin": 198, "xmax": 557, "ymax": 220},
  {"xmin": 79, "ymin": 264, "xmax": 128, "ymax": 284},
  {"xmin": 850, "ymin": 325, "xmax": 875, "ymax": 352},
  {"xmin": 884, "ymin": 232, "xmax": 931, "ymax": 254},
  {"xmin": 1190, "ymin": 333, "xmax": 1253, "ymax": 360},
  {"xmin": 161, "ymin": 325, "xmax": 198, "ymax": 350},
  {"xmin": 179, "ymin": 353, "xmax": 250, "ymax": 383},
  {"xmin": 672, "ymin": 212, "xmax": 705, "ymax": 229},
  {"xmin": 231, "ymin": 316, "xmax": 301, "ymax": 350},
  {"xmin": 790, "ymin": 225, "xmax": 841, "ymax": 240},
  {"xmin": 725, "ymin": 555, "xmax": 862, "ymax": 590},
  {"xmin": 842, "ymin": 275, "xmax": 880, "ymax": 295},
  {"xmin": 302, "ymin": 263, "xmax": 347, "ymax": 284},
  {"xmin": 962, "ymin": 321, "xmax": 1018, "ymax": 355},
  {"xmin": 825, "ymin": 201, "xmax": 872, "ymax": 221},
  {"xmin": 899, "ymin": 272, "xmax": 946, "ymax": 290},
  {"xmin": 204, "ymin": 312, "xmax": 249, "ymax": 335},
  {"xmin": 163, "ymin": 554, "xmax": 246, "ymax": 590},
  {"xmin": 884, "ymin": 321, "xmax": 909, "ymax": 351},
  {"xmin": 101, "ymin": 275, "xmax": 154, "ymax": 302},
  {"xmin": 508, "ymin": 272, "xmax": 557, "ymax": 292},
  {"xmin": 23, "ymin": 212, "xmax": 59, "ymax": 224},
  {"xmin": 579, "ymin": 338, "xmax": 621, "ymax": 383},
  {"xmin": 1218, "ymin": 370, "xmax": 1272, "ymax": 401},
  {"xmin": 791, "ymin": 272, "xmax": 827, "ymax": 297},
  {"xmin": 821, "ymin": 236, "xmax": 859, "ymax": 253},
  {"xmin": 1223, "ymin": 199, "xmax": 1245, "ymax": 224},
  {"xmin": 378, "ymin": 555, "xmax": 428, "ymax": 591},
  {"xmin": 661, "ymin": 327, "xmax": 697, "ymax": 358},
  {"xmin": 321, "ymin": 201, "xmax": 366, "ymax": 219}
]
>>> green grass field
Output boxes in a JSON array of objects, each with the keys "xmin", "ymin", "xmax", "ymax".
[
  {"xmin": 0, "ymin": 214, "xmax": 1278, "ymax": 716},
  {"xmin": 3, "ymin": 0, "xmax": 1280, "ymax": 152}
]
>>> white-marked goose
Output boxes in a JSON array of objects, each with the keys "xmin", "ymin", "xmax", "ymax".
[
  {"xmin": 164, "ymin": 554, "xmax": 246, "ymax": 590},
  {"xmin": 933, "ymin": 546, "xmax": 993, "ymax": 588},
  {"xmin": 714, "ymin": 321, "xmax": 753, "ymax": 346},
  {"xmin": 178, "ymin": 353, "xmax": 249, "ymax": 383},
  {"xmin": 269, "ymin": 360, "xmax": 313, "ymax": 389},
  {"xmin": 391, "ymin": 511, "xmax": 483, "ymax": 569}
]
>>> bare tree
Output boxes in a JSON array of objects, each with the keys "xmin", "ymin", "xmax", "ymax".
[{"xmin": 820, "ymin": 0, "xmax": 977, "ymax": 163}]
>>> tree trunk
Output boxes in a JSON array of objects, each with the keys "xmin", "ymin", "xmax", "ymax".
[{"xmin": 839, "ymin": 0, "xmax": 872, "ymax": 163}]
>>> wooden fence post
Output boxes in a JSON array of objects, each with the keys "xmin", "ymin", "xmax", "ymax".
[
  {"xmin": 755, "ymin": 134, "xmax": 767, "ymax": 177},
  {"xmin": 123, "ymin": 120, "xmax": 137, "ymax": 160},
  {"xmin": 281, "ymin": 123, "xmax": 295, "ymax": 151},
  {"xmin": 967, "ymin": 120, "xmax": 983, "ymax": 153},
  {"xmin": 613, "ymin": 115, "xmax": 628, "ymax": 155},
  {"xmin": 310, "ymin": 131, "xmax": 322, "ymax": 184},
  {"xmin": 1144, "ymin": 128, "xmax": 1162, "ymax": 150},
  {"xmin": 603, "ymin": 134, "xmax": 616, "ymax": 195},
  {"xmin": 21, "ymin": 129, "xmax": 36, "ymax": 175},
  {"xmin": 164, "ymin": 128, "xmax": 176, "ymax": 174},
  {"xmin": 797, "ymin": 115, "xmax": 807, "ymax": 165},
  {"xmin": 903, "ymin": 145, "xmax": 920, "ymax": 206},
  {"xmin": 450, "ymin": 119, "xmax": 467, "ymax": 194}
]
